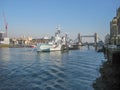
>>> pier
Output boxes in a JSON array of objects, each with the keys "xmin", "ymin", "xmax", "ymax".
[{"xmin": 104, "ymin": 45, "xmax": 120, "ymax": 65}]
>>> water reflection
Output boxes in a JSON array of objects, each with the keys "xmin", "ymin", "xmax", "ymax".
[
  {"xmin": 0, "ymin": 48, "xmax": 10, "ymax": 62},
  {"xmin": 0, "ymin": 48, "xmax": 104, "ymax": 90},
  {"xmin": 36, "ymin": 51, "xmax": 67, "ymax": 90},
  {"xmin": 37, "ymin": 52, "xmax": 50, "ymax": 61},
  {"xmin": 50, "ymin": 51, "xmax": 63, "ymax": 66},
  {"xmin": 36, "ymin": 51, "xmax": 64, "ymax": 66}
]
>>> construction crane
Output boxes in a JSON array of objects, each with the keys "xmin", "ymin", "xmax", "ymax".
[{"xmin": 3, "ymin": 12, "xmax": 8, "ymax": 37}]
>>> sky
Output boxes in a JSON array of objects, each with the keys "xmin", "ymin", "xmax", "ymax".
[{"xmin": 0, "ymin": 0, "xmax": 120, "ymax": 41}]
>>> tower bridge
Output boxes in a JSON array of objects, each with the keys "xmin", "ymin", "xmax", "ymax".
[
  {"xmin": 78, "ymin": 33, "xmax": 102, "ymax": 44},
  {"xmin": 77, "ymin": 33, "xmax": 103, "ymax": 50}
]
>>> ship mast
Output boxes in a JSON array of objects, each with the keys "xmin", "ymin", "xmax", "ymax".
[{"xmin": 3, "ymin": 12, "xmax": 8, "ymax": 37}]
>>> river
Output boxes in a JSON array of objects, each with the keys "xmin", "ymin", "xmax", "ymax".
[{"xmin": 0, "ymin": 47, "xmax": 105, "ymax": 90}]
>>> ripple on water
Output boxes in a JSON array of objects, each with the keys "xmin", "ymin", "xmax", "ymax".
[{"xmin": 0, "ymin": 48, "xmax": 104, "ymax": 90}]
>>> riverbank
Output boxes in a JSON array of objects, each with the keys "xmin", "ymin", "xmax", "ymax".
[
  {"xmin": 0, "ymin": 44, "xmax": 9, "ymax": 48},
  {"xmin": 0, "ymin": 44, "xmax": 31, "ymax": 48},
  {"xmin": 93, "ymin": 61, "xmax": 120, "ymax": 90}
]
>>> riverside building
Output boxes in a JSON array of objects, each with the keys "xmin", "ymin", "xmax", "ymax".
[
  {"xmin": 110, "ymin": 7, "xmax": 120, "ymax": 45},
  {"xmin": 0, "ymin": 31, "xmax": 9, "ymax": 45}
]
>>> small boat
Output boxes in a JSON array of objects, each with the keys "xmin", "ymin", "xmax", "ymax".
[
  {"xmin": 30, "ymin": 45, "xmax": 36, "ymax": 48},
  {"xmin": 96, "ymin": 41, "xmax": 104, "ymax": 52},
  {"xmin": 97, "ymin": 46, "xmax": 103, "ymax": 52}
]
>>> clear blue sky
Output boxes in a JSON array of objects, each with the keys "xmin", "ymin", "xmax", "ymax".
[{"xmin": 0, "ymin": 0, "xmax": 120, "ymax": 40}]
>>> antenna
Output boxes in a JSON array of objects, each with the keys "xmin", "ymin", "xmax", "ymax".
[{"xmin": 3, "ymin": 12, "xmax": 8, "ymax": 37}]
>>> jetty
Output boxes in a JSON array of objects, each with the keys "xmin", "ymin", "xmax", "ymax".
[{"xmin": 104, "ymin": 45, "xmax": 120, "ymax": 64}]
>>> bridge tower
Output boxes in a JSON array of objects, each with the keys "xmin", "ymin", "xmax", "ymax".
[
  {"xmin": 94, "ymin": 33, "xmax": 98, "ymax": 44},
  {"xmin": 77, "ymin": 33, "xmax": 82, "ymax": 45},
  {"xmin": 94, "ymin": 33, "xmax": 98, "ymax": 50}
]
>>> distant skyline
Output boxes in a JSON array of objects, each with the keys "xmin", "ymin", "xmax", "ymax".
[{"xmin": 0, "ymin": 0, "xmax": 120, "ymax": 41}]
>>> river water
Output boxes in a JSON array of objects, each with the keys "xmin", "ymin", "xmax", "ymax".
[{"xmin": 0, "ymin": 48, "xmax": 105, "ymax": 90}]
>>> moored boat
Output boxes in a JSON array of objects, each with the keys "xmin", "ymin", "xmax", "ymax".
[
  {"xmin": 36, "ymin": 26, "xmax": 66, "ymax": 52},
  {"xmin": 96, "ymin": 40, "xmax": 104, "ymax": 52},
  {"xmin": 30, "ymin": 45, "xmax": 37, "ymax": 48},
  {"xmin": 36, "ymin": 43, "xmax": 51, "ymax": 52}
]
